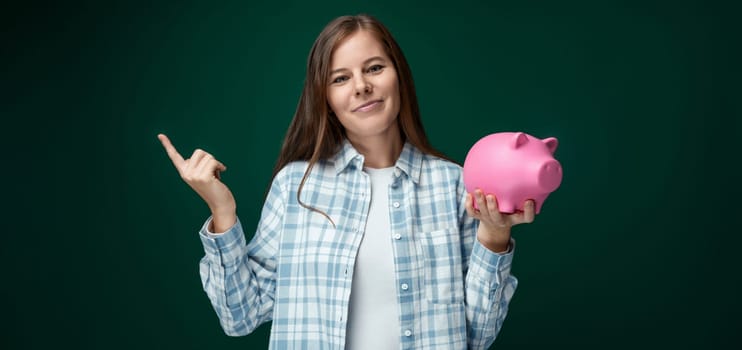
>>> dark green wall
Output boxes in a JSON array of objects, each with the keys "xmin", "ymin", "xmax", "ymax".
[{"xmin": 4, "ymin": 0, "xmax": 739, "ymax": 348}]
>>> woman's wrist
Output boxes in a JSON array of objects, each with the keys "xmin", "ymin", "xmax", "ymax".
[
  {"xmin": 210, "ymin": 207, "xmax": 237, "ymax": 234},
  {"xmin": 477, "ymin": 225, "xmax": 511, "ymax": 253}
]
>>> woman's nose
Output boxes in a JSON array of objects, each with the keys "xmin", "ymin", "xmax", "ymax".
[{"xmin": 354, "ymin": 78, "xmax": 372, "ymax": 95}]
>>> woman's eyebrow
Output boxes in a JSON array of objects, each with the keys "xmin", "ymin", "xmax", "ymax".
[
  {"xmin": 330, "ymin": 56, "xmax": 387, "ymax": 75},
  {"xmin": 363, "ymin": 56, "xmax": 386, "ymax": 64}
]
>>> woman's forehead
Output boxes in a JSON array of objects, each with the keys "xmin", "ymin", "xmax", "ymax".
[{"xmin": 331, "ymin": 31, "xmax": 388, "ymax": 68}]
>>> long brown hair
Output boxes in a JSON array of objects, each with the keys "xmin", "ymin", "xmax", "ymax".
[{"xmin": 272, "ymin": 14, "xmax": 450, "ymax": 224}]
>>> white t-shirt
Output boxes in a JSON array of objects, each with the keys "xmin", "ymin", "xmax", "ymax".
[{"xmin": 345, "ymin": 166, "xmax": 400, "ymax": 350}]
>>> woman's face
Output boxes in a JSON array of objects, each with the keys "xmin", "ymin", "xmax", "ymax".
[{"xmin": 327, "ymin": 30, "xmax": 401, "ymax": 143}]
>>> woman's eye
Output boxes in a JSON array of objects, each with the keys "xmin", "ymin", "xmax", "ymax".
[
  {"xmin": 367, "ymin": 65, "xmax": 384, "ymax": 73},
  {"xmin": 332, "ymin": 76, "xmax": 348, "ymax": 84}
]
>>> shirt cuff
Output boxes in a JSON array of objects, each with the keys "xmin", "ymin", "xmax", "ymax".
[
  {"xmin": 468, "ymin": 238, "xmax": 515, "ymax": 287},
  {"xmin": 198, "ymin": 216, "xmax": 246, "ymax": 267}
]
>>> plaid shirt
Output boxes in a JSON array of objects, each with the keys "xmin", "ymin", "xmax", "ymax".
[{"xmin": 198, "ymin": 140, "xmax": 518, "ymax": 349}]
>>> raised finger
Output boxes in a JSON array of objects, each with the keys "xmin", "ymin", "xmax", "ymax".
[{"xmin": 157, "ymin": 134, "xmax": 185, "ymax": 170}]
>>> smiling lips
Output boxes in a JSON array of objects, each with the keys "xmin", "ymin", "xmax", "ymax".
[{"xmin": 352, "ymin": 99, "xmax": 383, "ymax": 112}]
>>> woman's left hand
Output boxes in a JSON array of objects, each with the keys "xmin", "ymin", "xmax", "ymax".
[{"xmin": 465, "ymin": 189, "xmax": 535, "ymax": 253}]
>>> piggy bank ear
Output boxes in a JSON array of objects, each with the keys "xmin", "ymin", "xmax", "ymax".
[
  {"xmin": 543, "ymin": 137, "xmax": 558, "ymax": 154},
  {"xmin": 512, "ymin": 132, "xmax": 529, "ymax": 149}
]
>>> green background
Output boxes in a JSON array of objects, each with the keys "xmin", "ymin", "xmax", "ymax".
[{"xmin": 3, "ymin": 0, "xmax": 739, "ymax": 348}]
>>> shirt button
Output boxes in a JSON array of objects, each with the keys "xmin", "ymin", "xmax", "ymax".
[
  {"xmin": 404, "ymin": 329, "xmax": 412, "ymax": 337},
  {"xmin": 401, "ymin": 283, "xmax": 409, "ymax": 290},
  {"xmin": 393, "ymin": 201, "xmax": 400, "ymax": 208},
  {"xmin": 393, "ymin": 233, "xmax": 401, "ymax": 240}
]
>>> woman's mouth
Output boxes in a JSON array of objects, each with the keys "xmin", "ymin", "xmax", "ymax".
[{"xmin": 352, "ymin": 99, "xmax": 383, "ymax": 112}]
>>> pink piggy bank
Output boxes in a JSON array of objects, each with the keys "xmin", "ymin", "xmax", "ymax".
[{"xmin": 463, "ymin": 132, "xmax": 562, "ymax": 214}]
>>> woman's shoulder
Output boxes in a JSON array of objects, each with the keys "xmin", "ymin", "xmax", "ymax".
[
  {"xmin": 400, "ymin": 142, "xmax": 462, "ymax": 178},
  {"xmin": 273, "ymin": 160, "xmax": 310, "ymax": 183},
  {"xmin": 421, "ymin": 153, "xmax": 463, "ymax": 175},
  {"xmin": 413, "ymin": 152, "xmax": 465, "ymax": 191},
  {"xmin": 272, "ymin": 159, "xmax": 337, "ymax": 184}
]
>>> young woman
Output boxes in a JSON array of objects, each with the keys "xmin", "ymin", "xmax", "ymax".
[{"xmin": 158, "ymin": 14, "xmax": 536, "ymax": 350}]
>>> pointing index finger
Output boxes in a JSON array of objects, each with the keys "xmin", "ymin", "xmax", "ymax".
[{"xmin": 157, "ymin": 133, "xmax": 186, "ymax": 170}]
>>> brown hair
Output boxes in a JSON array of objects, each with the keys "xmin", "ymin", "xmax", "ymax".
[{"xmin": 272, "ymin": 14, "xmax": 451, "ymax": 224}]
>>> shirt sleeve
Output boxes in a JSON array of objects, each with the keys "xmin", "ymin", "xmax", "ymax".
[
  {"xmin": 198, "ymin": 170, "xmax": 286, "ymax": 336},
  {"xmin": 456, "ymin": 174, "xmax": 519, "ymax": 349}
]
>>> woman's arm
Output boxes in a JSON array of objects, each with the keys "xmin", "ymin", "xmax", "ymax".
[
  {"xmin": 158, "ymin": 134, "xmax": 283, "ymax": 335},
  {"xmin": 457, "ymin": 175, "xmax": 534, "ymax": 349},
  {"xmin": 198, "ymin": 171, "xmax": 285, "ymax": 335}
]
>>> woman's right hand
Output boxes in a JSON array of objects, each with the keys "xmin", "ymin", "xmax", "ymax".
[{"xmin": 158, "ymin": 133, "xmax": 236, "ymax": 232}]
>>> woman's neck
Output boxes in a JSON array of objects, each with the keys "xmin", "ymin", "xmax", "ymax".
[{"xmin": 347, "ymin": 132, "xmax": 403, "ymax": 169}]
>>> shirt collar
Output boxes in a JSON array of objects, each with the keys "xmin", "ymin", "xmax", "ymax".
[
  {"xmin": 332, "ymin": 139, "xmax": 364, "ymax": 174},
  {"xmin": 394, "ymin": 141, "xmax": 423, "ymax": 184},
  {"xmin": 331, "ymin": 139, "xmax": 423, "ymax": 184}
]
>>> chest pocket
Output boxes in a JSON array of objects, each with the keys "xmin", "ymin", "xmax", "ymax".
[{"xmin": 420, "ymin": 228, "xmax": 465, "ymax": 304}]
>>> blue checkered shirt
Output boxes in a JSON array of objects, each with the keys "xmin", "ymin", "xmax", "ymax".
[{"xmin": 198, "ymin": 140, "xmax": 518, "ymax": 349}]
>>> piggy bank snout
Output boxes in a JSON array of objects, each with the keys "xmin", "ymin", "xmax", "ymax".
[{"xmin": 538, "ymin": 159, "xmax": 563, "ymax": 192}]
